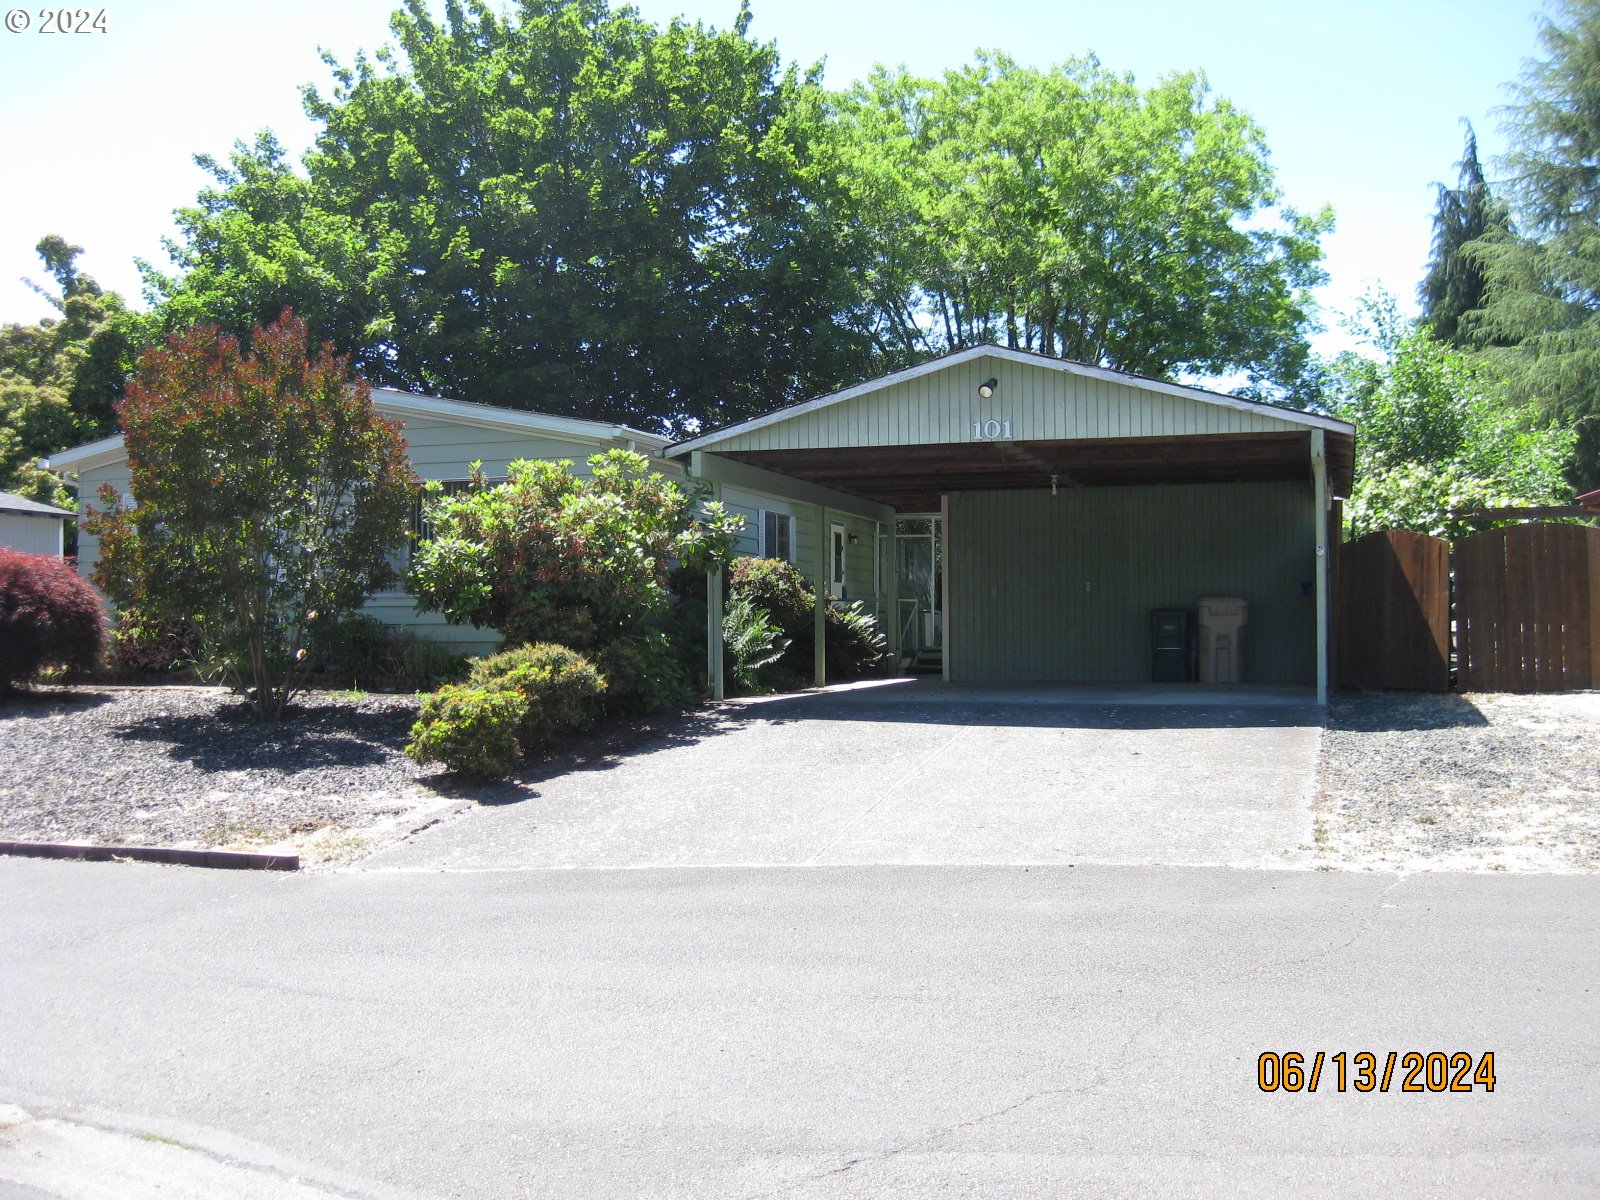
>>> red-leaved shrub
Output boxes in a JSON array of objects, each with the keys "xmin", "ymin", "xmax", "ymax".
[{"xmin": 0, "ymin": 548, "xmax": 107, "ymax": 692}]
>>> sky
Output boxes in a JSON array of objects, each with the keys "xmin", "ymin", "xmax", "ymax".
[{"xmin": 0, "ymin": 0, "xmax": 1556, "ymax": 359}]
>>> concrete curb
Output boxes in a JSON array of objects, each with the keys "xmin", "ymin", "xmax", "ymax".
[{"xmin": 0, "ymin": 840, "xmax": 298, "ymax": 871}]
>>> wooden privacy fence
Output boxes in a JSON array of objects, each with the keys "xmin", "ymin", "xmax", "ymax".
[
  {"xmin": 1336, "ymin": 523, "xmax": 1600, "ymax": 693},
  {"xmin": 1455, "ymin": 523, "xmax": 1600, "ymax": 692},
  {"xmin": 1335, "ymin": 530, "xmax": 1450, "ymax": 691}
]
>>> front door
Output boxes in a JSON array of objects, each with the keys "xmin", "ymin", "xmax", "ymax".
[
  {"xmin": 894, "ymin": 514, "xmax": 942, "ymax": 672},
  {"xmin": 830, "ymin": 523, "xmax": 847, "ymax": 599}
]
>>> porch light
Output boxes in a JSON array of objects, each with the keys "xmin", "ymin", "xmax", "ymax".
[{"xmin": 978, "ymin": 377, "xmax": 998, "ymax": 398}]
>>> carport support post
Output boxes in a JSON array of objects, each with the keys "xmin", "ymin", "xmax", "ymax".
[
  {"xmin": 1312, "ymin": 429, "xmax": 1329, "ymax": 706},
  {"xmin": 815, "ymin": 506, "xmax": 828, "ymax": 686},
  {"xmin": 706, "ymin": 564, "xmax": 725, "ymax": 701}
]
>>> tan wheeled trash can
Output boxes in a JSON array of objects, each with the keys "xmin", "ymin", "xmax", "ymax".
[{"xmin": 1197, "ymin": 597, "xmax": 1248, "ymax": 683}]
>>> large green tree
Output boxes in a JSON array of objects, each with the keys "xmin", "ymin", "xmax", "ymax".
[
  {"xmin": 826, "ymin": 54, "xmax": 1333, "ymax": 398},
  {"xmin": 0, "ymin": 237, "xmax": 144, "ymax": 504},
  {"xmin": 1468, "ymin": 0, "xmax": 1600, "ymax": 484},
  {"xmin": 147, "ymin": 0, "xmax": 873, "ymax": 434},
  {"xmin": 1418, "ymin": 124, "xmax": 1510, "ymax": 347},
  {"xmin": 1330, "ymin": 295, "xmax": 1574, "ymax": 538}
]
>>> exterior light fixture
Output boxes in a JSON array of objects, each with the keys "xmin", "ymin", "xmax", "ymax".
[{"xmin": 978, "ymin": 377, "xmax": 998, "ymax": 399}]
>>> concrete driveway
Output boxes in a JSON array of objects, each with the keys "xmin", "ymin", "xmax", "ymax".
[{"xmin": 361, "ymin": 679, "xmax": 1321, "ymax": 872}]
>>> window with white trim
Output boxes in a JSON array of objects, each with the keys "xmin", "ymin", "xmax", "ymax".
[
  {"xmin": 759, "ymin": 510, "xmax": 793, "ymax": 562},
  {"xmin": 379, "ymin": 479, "xmax": 485, "ymax": 593}
]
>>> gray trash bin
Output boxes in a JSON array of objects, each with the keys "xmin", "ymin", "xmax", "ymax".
[{"xmin": 1197, "ymin": 597, "xmax": 1247, "ymax": 683}]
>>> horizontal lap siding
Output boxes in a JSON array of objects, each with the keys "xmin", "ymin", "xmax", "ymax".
[
  {"xmin": 70, "ymin": 460, "xmax": 132, "ymax": 582},
  {"xmin": 72, "ymin": 421, "xmax": 676, "ymax": 656},
  {"xmin": 948, "ymin": 482, "xmax": 1316, "ymax": 683},
  {"xmin": 397, "ymin": 415, "xmax": 632, "ymax": 480},
  {"xmin": 712, "ymin": 356, "xmax": 1301, "ymax": 452}
]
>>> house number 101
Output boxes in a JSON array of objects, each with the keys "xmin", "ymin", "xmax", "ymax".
[{"xmin": 972, "ymin": 418, "xmax": 1013, "ymax": 439}]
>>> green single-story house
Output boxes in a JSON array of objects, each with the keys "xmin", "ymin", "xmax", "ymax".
[
  {"xmin": 48, "ymin": 389, "xmax": 678, "ymax": 654},
  {"xmin": 47, "ymin": 345, "xmax": 1354, "ymax": 700}
]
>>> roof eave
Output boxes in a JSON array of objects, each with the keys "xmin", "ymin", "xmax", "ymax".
[{"xmin": 667, "ymin": 345, "xmax": 1354, "ymax": 457}]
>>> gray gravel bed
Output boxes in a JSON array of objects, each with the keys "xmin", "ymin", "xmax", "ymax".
[
  {"xmin": 1315, "ymin": 690, "xmax": 1600, "ymax": 872},
  {"xmin": 0, "ymin": 685, "xmax": 451, "ymax": 854}
]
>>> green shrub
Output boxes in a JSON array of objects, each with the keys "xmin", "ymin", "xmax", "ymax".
[
  {"xmin": 308, "ymin": 613, "xmax": 390, "ymax": 676},
  {"xmin": 109, "ymin": 608, "xmax": 201, "ymax": 674},
  {"xmin": 723, "ymin": 595, "xmax": 790, "ymax": 693},
  {"xmin": 727, "ymin": 556, "xmax": 813, "ymax": 634},
  {"xmin": 595, "ymin": 631, "xmax": 696, "ymax": 715},
  {"xmin": 309, "ymin": 615, "xmax": 469, "ymax": 686},
  {"xmin": 468, "ymin": 643, "xmax": 607, "ymax": 750},
  {"xmin": 405, "ymin": 684, "xmax": 524, "ymax": 778},
  {"xmin": 825, "ymin": 601, "xmax": 890, "ymax": 679},
  {"xmin": 408, "ymin": 452, "xmax": 741, "ymax": 649},
  {"xmin": 399, "ymin": 635, "xmax": 470, "ymax": 685}
]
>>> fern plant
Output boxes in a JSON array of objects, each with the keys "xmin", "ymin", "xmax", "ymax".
[{"xmin": 722, "ymin": 595, "xmax": 790, "ymax": 693}]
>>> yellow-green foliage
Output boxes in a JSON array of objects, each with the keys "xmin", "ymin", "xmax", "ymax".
[{"xmin": 405, "ymin": 684, "xmax": 524, "ymax": 779}]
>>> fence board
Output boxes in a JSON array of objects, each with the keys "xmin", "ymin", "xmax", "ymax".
[
  {"xmin": 1335, "ymin": 529, "xmax": 1450, "ymax": 691},
  {"xmin": 1455, "ymin": 523, "xmax": 1600, "ymax": 692}
]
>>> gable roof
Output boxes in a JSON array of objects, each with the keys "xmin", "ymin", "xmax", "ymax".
[
  {"xmin": 668, "ymin": 344, "xmax": 1353, "ymax": 458},
  {"xmin": 0, "ymin": 491, "xmax": 74, "ymax": 518},
  {"xmin": 45, "ymin": 389, "xmax": 672, "ymax": 474}
]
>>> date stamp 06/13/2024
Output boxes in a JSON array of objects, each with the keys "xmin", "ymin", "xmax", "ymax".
[
  {"xmin": 4, "ymin": 8, "xmax": 108, "ymax": 34},
  {"xmin": 1259, "ymin": 1051, "xmax": 1497, "ymax": 1094}
]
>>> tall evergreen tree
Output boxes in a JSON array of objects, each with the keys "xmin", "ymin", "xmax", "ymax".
[
  {"xmin": 1418, "ymin": 124, "xmax": 1509, "ymax": 346},
  {"xmin": 1470, "ymin": 0, "xmax": 1600, "ymax": 484}
]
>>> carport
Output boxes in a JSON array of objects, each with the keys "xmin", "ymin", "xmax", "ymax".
[{"xmin": 668, "ymin": 346, "xmax": 1354, "ymax": 703}]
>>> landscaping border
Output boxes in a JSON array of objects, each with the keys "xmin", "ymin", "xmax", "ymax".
[{"xmin": 0, "ymin": 841, "xmax": 298, "ymax": 871}]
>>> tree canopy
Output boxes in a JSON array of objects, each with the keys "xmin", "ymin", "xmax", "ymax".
[
  {"xmin": 146, "ymin": 0, "xmax": 875, "ymax": 435},
  {"xmin": 1418, "ymin": 124, "xmax": 1509, "ymax": 348},
  {"xmin": 825, "ymin": 54, "xmax": 1332, "ymax": 398},
  {"xmin": 1329, "ymin": 295, "xmax": 1574, "ymax": 539},
  {"xmin": 1467, "ymin": 0, "xmax": 1600, "ymax": 484},
  {"xmin": 87, "ymin": 312, "xmax": 417, "ymax": 719},
  {"xmin": 144, "ymin": 2, "xmax": 1332, "ymax": 429},
  {"xmin": 0, "ymin": 237, "xmax": 144, "ymax": 506}
]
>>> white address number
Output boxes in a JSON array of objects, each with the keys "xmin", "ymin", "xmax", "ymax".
[{"xmin": 972, "ymin": 418, "xmax": 1013, "ymax": 439}]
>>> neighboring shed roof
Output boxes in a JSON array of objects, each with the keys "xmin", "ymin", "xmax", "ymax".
[
  {"xmin": 1578, "ymin": 486, "xmax": 1600, "ymax": 511},
  {"xmin": 0, "ymin": 491, "xmax": 73, "ymax": 518},
  {"xmin": 45, "ymin": 388, "xmax": 671, "ymax": 474}
]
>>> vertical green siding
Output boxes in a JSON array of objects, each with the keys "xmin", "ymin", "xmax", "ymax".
[
  {"xmin": 711, "ymin": 353, "xmax": 1303, "ymax": 452},
  {"xmin": 947, "ymin": 482, "xmax": 1316, "ymax": 683}
]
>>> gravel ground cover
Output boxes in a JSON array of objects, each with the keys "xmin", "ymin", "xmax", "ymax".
[
  {"xmin": 1314, "ymin": 690, "xmax": 1600, "ymax": 872},
  {"xmin": 0, "ymin": 686, "xmax": 463, "ymax": 865}
]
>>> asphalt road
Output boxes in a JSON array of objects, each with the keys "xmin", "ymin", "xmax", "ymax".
[{"xmin": 2, "ymin": 857, "xmax": 1597, "ymax": 1198}]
